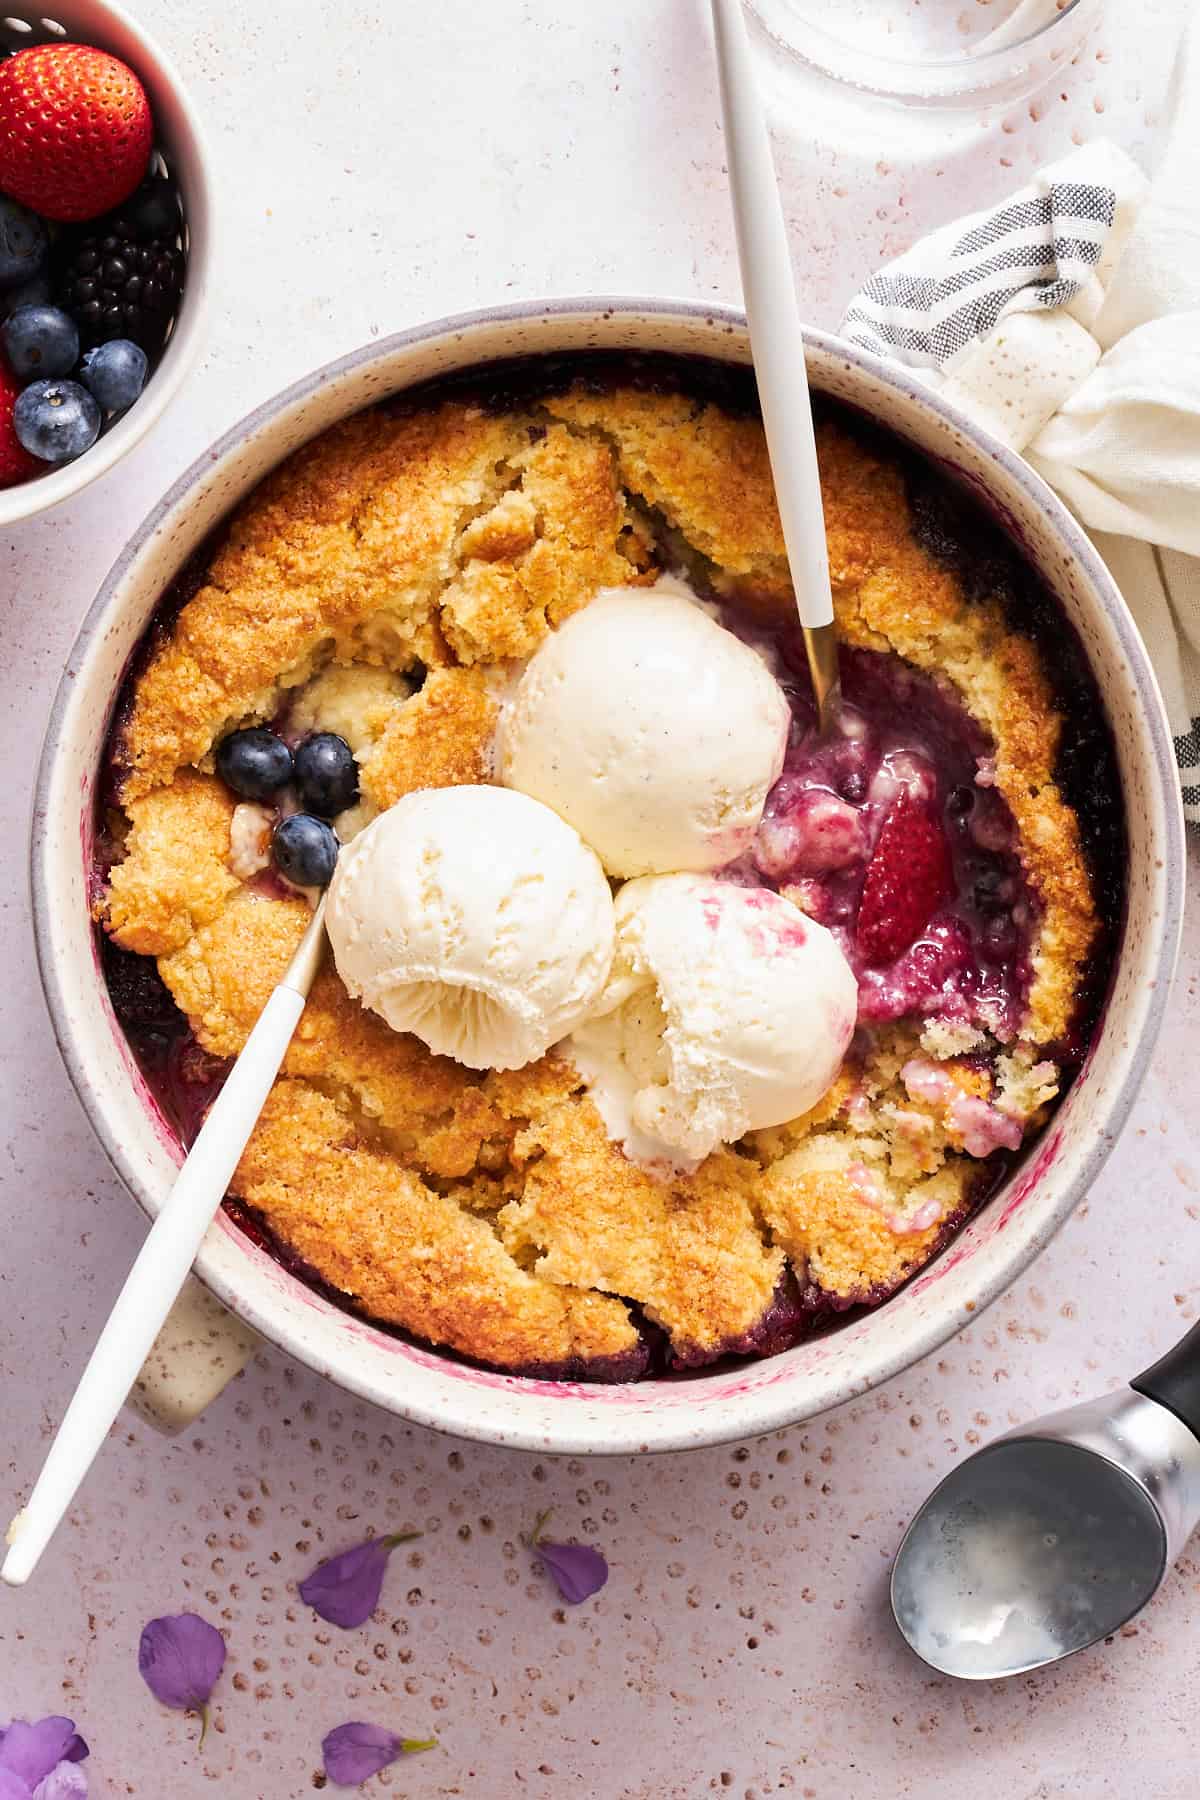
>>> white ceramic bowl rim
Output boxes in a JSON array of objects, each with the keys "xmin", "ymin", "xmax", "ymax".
[{"xmin": 31, "ymin": 296, "xmax": 1187, "ymax": 1452}]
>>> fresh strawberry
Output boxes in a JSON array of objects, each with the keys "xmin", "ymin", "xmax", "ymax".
[
  {"xmin": 0, "ymin": 45, "xmax": 152, "ymax": 224},
  {"xmin": 856, "ymin": 788, "xmax": 952, "ymax": 965},
  {"xmin": 0, "ymin": 361, "xmax": 38, "ymax": 488}
]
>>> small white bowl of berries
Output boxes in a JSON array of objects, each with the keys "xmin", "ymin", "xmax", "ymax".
[{"xmin": 0, "ymin": 1, "xmax": 210, "ymax": 523}]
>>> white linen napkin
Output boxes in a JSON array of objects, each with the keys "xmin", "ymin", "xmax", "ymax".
[{"xmin": 840, "ymin": 20, "xmax": 1200, "ymax": 824}]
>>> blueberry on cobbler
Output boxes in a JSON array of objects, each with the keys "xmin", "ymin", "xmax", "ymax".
[
  {"xmin": 272, "ymin": 813, "xmax": 339, "ymax": 888},
  {"xmin": 294, "ymin": 732, "xmax": 359, "ymax": 819},
  {"xmin": 216, "ymin": 727, "xmax": 293, "ymax": 801},
  {"xmin": 95, "ymin": 357, "xmax": 1122, "ymax": 1384}
]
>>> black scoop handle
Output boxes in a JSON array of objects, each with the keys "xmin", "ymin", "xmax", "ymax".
[{"xmin": 1131, "ymin": 1319, "xmax": 1200, "ymax": 1443}]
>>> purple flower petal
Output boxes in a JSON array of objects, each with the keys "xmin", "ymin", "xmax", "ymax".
[
  {"xmin": 299, "ymin": 1532, "xmax": 419, "ymax": 1630},
  {"xmin": 0, "ymin": 1720, "xmax": 81, "ymax": 1788},
  {"xmin": 321, "ymin": 1723, "xmax": 436, "ymax": 1787},
  {"xmin": 0, "ymin": 1769, "xmax": 33, "ymax": 1800},
  {"xmin": 32, "ymin": 1766, "xmax": 87, "ymax": 1800},
  {"xmin": 137, "ymin": 1613, "xmax": 226, "ymax": 1713},
  {"xmin": 534, "ymin": 1539, "xmax": 609, "ymax": 1604},
  {"xmin": 321, "ymin": 1723, "xmax": 400, "ymax": 1787},
  {"xmin": 524, "ymin": 1509, "xmax": 608, "ymax": 1604}
]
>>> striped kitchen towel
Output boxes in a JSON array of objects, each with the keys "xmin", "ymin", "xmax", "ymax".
[{"xmin": 841, "ymin": 24, "xmax": 1200, "ymax": 825}]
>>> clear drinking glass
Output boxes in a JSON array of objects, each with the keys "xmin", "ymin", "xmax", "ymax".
[{"xmin": 745, "ymin": 0, "xmax": 1104, "ymax": 111}]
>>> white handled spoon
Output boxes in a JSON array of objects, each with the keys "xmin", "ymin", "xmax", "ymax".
[
  {"xmin": 2, "ymin": 897, "xmax": 329, "ymax": 1587},
  {"xmin": 710, "ymin": 0, "xmax": 840, "ymax": 730}
]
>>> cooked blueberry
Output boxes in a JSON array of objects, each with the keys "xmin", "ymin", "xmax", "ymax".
[
  {"xmin": 80, "ymin": 339, "xmax": 148, "ymax": 413},
  {"xmin": 272, "ymin": 813, "xmax": 339, "ymax": 888},
  {"xmin": 0, "ymin": 195, "xmax": 47, "ymax": 289},
  {"xmin": 12, "ymin": 380, "xmax": 101, "ymax": 464},
  {"xmin": 215, "ymin": 727, "xmax": 293, "ymax": 800},
  {"xmin": 830, "ymin": 736, "xmax": 872, "ymax": 804},
  {"xmin": 102, "ymin": 938, "xmax": 180, "ymax": 1030},
  {"xmin": 2, "ymin": 305, "xmax": 80, "ymax": 381},
  {"xmin": 971, "ymin": 868, "xmax": 1006, "ymax": 910},
  {"xmin": 294, "ymin": 732, "xmax": 359, "ymax": 817}
]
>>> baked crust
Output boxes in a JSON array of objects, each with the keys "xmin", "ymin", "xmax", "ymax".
[
  {"xmin": 236, "ymin": 1080, "xmax": 644, "ymax": 1375},
  {"xmin": 119, "ymin": 408, "xmax": 648, "ymax": 802},
  {"xmin": 106, "ymin": 770, "xmax": 239, "ymax": 957},
  {"xmin": 102, "ymin": 379, "xmax": 1104, "ymax": 1374},
  {"xmin": 364, "ymin": 666, "xmax": 496, "ymax": 809}
]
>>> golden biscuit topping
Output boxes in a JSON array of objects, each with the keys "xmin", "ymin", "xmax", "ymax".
[{"xmin": 100, "ymin": 371, "xmax": 1109, "ymax": 1378}]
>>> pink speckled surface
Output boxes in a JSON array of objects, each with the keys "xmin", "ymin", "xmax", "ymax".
[{"xmin": 1, "ymin": 2, "xmax": 1197, "ymax": 1793}]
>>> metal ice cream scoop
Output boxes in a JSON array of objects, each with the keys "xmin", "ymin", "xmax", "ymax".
[{"xmin": 891, "ymin": 1322, "xmax": 1200, "ymax": 1678}]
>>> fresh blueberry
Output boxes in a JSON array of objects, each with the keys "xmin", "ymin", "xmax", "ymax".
[
  {"xmin": 272, "ymin": 813, "xmax": 339, "ymax": 888},
  {"xmin": 215, "ymin": 727, "xmax": 293, "ymax": 801},
  {"xmin": 1, "ymin": 270, "xmax": 51, "ymax": 321},
  {"xmin": 13, "ymin": 380, "xmax": 101, "ymax": 464},
  {"xmin": 294, "ymin": 732, "xmax": 359, "ymax": 818},
  {"xmin": 2, "ymin": 305, "xmax": 80, "ymax": 381},
  {"xmin": 80, "ymin": 338, "xmax": 149, "ymax": 413},
  {"xmin": 0, "ymin": 195, "xmax": 47, "ymax": 289}
]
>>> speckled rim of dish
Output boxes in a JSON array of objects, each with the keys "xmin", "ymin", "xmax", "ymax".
[
  {"xmin": 30, "ymin": 297, "xmax": 1186, "ymax": 1454},
  {"xmin": 0, "ymin": 0, "xmax": 213, "ymax": 526}
]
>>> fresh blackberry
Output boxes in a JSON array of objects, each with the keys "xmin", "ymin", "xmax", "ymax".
[{"xmin": 53, "ymin": 175, "xmax": 184, "ymax": 356}]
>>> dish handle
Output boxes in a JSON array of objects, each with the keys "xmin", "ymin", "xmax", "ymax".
[{"xmin": 128, "ymin": 1277, "xmax": 261, "ymax": 1434}]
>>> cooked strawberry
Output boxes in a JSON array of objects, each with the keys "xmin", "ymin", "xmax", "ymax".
[
  {"xmin": 0, "ymin": 360, "xmax": 39, "ymax": 488},
  {"xmin": 856, "ymin": 788, "xmax": 951, "ymax": 965},
  {"xmin": 0, "ymin": 45, "xmax": 152, "ymax": 224}
]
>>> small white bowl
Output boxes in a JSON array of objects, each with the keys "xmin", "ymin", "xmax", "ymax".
[{"xmin": 0, "ymin": 0, "xmax": 211, "ymax": 525}]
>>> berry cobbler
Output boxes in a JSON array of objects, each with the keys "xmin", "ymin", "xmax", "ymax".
[{"xmin": 95, "ymin": 355, "xmax": 1123, "ymax": 1382}]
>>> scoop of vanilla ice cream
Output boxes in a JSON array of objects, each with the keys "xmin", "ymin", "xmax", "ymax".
[
  {"xmin": 501, "ymin": 584, "xmax": 790, "ymax": 877},
  {"xmin": 567, "ymin": 874, "xmax": 857, "ymax": 1167},
  {"xmin": 327, "ymin": 785, "xmax": 616, "ymax": 1071}
]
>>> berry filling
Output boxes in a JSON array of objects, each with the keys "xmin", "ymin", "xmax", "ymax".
[
  {"xmin": 739, "ymin": 638, "xmax": 1033, "ymax": 1042},
  {"xmin": 101, "ymin": 939, "xmax": 230, "ymax": 1144}
]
